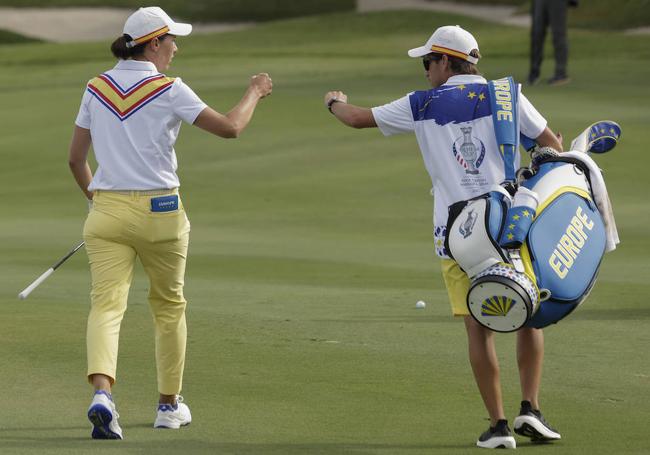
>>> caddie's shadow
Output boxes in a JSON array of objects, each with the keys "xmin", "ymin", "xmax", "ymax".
[
  {"xmin": 571, "ymin": 306, "xmax": 650, "ymax": 321},
  {"xmin": 312, "ymin": 315, "xmax": 458, "ymax": 324},
  {"xmin": 516, "ymin": 440, "xmax": 558, "ymax": 448}
]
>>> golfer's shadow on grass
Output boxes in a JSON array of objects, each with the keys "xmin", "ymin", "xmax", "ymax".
[
  {"xmin": 0, "ymin": 427, "xmax": 492, "ymax": 452},
  {"xmin": 0, "ymin": 425, "xmax": 90, "ymax": 443},
  {"xmin": 313, "ymin": 315, "xmax": 457, "ymax": 324},
  {"xmin": 200, "ymin": 443, "xmax": 478, "ymax": 453},
  {"xmin": 0, "ymin": 425, "xmax": 88, "ymax": 433}
]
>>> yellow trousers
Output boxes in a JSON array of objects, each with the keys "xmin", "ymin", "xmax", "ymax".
[{"xmin": 83, "ymin": 189, "xmax": 190, "ymax": 395}]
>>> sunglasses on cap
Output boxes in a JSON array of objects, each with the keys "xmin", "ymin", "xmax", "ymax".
[{"xmin": 422, "ymin": 53, "xmax": 443, "ymax": 71}]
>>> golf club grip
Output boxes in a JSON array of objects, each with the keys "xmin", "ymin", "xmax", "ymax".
[{"xmin": 18, "ymin": 268, "xmax": 54, "ymax": 300}]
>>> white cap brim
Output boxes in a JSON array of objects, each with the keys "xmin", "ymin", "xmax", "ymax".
[
  {"xmin": 407, "ymin": 46, "xmax": 430, "ymax": 58},
  {"xmin": 169, "ymin": 22, "xmax": 192, "ymax": 37}
]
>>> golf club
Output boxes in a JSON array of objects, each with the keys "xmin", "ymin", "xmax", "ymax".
[{"xmin": 18, "ymin": 241, "xmax": 85, "ymax": 300}]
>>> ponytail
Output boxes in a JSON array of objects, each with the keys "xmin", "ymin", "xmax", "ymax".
[{"xmin": 110, "ymin": 35, "xmax": 147, "ymax": 60}]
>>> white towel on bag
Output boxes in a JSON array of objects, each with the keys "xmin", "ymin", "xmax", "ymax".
[{"xmin": 561, "ymin": 151, "xmax": 620, "ymax": 252}]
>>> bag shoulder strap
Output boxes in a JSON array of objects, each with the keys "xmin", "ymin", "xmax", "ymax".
[{"xmin": 488, "ymin": 76, "xmax": 519, "ymax": 182}]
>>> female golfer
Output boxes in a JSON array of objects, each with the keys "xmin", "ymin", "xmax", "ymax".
[{"xmin": 68, "ymin": 6, "xmax": 272, "ymax": 439}]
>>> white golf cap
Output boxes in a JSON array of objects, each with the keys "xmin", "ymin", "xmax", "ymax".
[
  {"xmin": 407, "ymin": 25, "xmax": 480, "ymax": 64},
  {"xmin": 123, "ymin": 6, "xmax": 192, "ymax": 48}
]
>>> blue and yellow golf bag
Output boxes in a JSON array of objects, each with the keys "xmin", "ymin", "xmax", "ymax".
[{"xmin": 445, "ymin": 77, "xmax": 620, "ymax": 332}]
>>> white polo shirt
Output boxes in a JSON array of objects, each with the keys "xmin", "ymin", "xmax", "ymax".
[
  {"xmin": 75, "ymin": 59, "xmax": 207, "ymax": 190},
  {"xmin": 371, "ymin": 75, "xmax": 546, "ymax": 257}
]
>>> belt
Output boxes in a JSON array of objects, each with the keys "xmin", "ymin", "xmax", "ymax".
[{"xmin": 95, "ymin": 188, "xmax": 177, "ymax": 196}]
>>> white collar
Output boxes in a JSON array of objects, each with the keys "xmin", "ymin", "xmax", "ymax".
[
  {"xmin": 114, "ymin": 59, "xmax": 158, "ymax": 72},
  {"xmin": 443, "ymin": 75, "xmax": 487, "ymax": 85}
]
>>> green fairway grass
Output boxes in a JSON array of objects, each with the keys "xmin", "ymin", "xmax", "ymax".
[
  {"xmin": 0, "ymin": 0, "xmax": 355, "ymax": 22},
  {"xmin": 1, "ymin": 10, "xmax": 649, "ymax": 454},
  {"xmin": 3, "ymin": 0, "xmax": 649, "ymax": 30}
]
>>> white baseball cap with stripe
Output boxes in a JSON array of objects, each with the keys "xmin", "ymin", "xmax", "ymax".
[
  {"xmin": 123, "ymin": 7, "xmax": 192, "ymax": 48},
  {"xmin": 407, "ymin": 25, "xmax": 480, "ymax": 64}
]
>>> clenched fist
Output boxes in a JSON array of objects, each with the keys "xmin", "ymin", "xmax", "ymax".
[
  {"xmin": 324, "ymin": 90, "xmax": 348, "ymax": 107},
  {"xmin": 250, "ymin": 73, "xmax": 273, "ymax": 98}
]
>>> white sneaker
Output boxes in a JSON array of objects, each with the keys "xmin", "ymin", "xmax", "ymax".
[
  {"xmin": 154, "ymin": 395, "xmax": 192, "ymax": 429},
  {"xmin": 87, "ymin": 391, "xmax": 123, "ymax": 440}
]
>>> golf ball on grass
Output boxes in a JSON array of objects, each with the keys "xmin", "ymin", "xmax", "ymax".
[{"xmin": 416, "ymin": 300, "xmax": 426, "ymax": 309}]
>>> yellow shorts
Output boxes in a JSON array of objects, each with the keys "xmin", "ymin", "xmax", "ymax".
[{"xmin": 440, "ymin": 259, "xmax": 470, "ymax": 317}]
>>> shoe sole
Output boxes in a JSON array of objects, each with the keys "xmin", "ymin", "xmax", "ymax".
[
  {"xmin": 514, "ymin": 416, "xmax": 561, "ymax": 441},
  {"xmin": 476, "ymin": 436, "xmax": 516, "ymax": 449},
  {"xmin": 154, "ymin": 421, "xmax": 191, "ymax": 429},
  {"xmin": 88, "ymin": 404, "xmax": 122, "ymax": 440}
]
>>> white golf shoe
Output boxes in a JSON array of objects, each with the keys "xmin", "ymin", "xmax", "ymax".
[
  {"xmin": 87, "ymin": 390, "xmax": 123, "ymax": 440},
  {"xmin": 154, "ymin": 396, "xmax": 192, "ymax": 429}
]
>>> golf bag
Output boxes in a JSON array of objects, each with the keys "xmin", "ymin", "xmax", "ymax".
[
  {"xmin": 444, "ymin": 78, "xmax": 620, "ymax": 332},
  {"xmin": 447, "ymin": 155, "xmax": 609, "ymax": 331}
]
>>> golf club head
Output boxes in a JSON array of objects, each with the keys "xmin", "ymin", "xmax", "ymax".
[{"xmin": 570, "ymin": 121, "xmax": 621, "ymax": 155}]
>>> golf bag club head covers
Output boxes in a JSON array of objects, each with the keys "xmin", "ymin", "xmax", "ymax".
[{"xmin": 498, "ymin": 187, "xmax": 539, "ymax": 249}]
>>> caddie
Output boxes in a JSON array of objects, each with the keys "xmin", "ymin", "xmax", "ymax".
[
  {"xmin": 68, "ymin": 6, "xmax": 272, "ymax": 440},
  {"xmin": 324, "ymin": 25, "xmax": 563, "ymax": 449}
]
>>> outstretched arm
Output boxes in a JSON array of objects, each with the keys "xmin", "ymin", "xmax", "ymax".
[
  {"xmin": 324, "ymin": 91, "xmax": 377, "ymax": 129},
  {"xmin": 194, "ymin": 73, "xmax": 273, "ymax": 138}
]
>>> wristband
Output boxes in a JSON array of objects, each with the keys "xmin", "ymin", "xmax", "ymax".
[{"xmin": 327, "ymin": 98, "xmax": 341, "ymax": 113}]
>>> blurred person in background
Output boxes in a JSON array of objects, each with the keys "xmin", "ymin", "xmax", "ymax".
[{"xmin": 528, "ymin": 0, "xmax": 578, "ymax": 85}]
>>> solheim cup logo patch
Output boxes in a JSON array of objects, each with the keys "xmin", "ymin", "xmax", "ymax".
[
  {"xmin": 452, "ymin": 126, "xmax": 486, "ymax": 174},
  {"xmin": 481, "ymin": 295, "xmax": 517, "ymax": 317}
]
